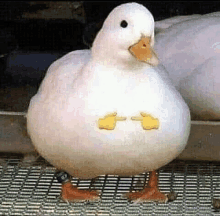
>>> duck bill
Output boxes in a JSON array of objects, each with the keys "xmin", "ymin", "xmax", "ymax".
[{"xmin": 129, "ymin": 37, "xmax": 159, "ymax": 66}]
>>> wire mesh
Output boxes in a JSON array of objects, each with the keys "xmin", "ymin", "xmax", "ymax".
[{"xmin": 0, "ymin": 154, "xmax": 219, "ymax": 215}]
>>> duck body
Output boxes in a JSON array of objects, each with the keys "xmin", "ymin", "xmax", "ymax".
[
  {"xmin": 155, "ymin": 13, "xmax": 220, "ymax": 120},
  {"xmin": 27, "ymin": 48, "xmax": 190, "ymax": 179},
  {"xmin": 27, "ymin": 4, "xmax": 190, "ymax": 203}
]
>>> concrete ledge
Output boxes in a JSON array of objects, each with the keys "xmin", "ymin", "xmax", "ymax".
[
  {"xmin": 178, "ymin": 121, "xmax": 220, "ymax": 161},
  {"xmin": 0, "ymin": 112, "xmax": 34, "ymax": 153}
]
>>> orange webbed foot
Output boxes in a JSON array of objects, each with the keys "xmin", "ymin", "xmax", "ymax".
[
  {"xmin": 62, "ymin": 182, "xmax": 99, "ymax": 202},
  {"xmin": 126, "ymin": 170, "xmax": 168, "ymax": 203},
  {"xmin": 126, "ymin": 187, "xmax": 168, "ymax": 203}
]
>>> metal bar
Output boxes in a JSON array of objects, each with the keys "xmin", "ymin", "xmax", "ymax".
[{"xmin": 0, "ymin": 111, "xmax": 27, "ymax": 116}]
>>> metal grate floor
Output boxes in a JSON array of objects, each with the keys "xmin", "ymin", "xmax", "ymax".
[{"xmin": 0, "ymin": 154, "xmax": 220, "ymax": 215}]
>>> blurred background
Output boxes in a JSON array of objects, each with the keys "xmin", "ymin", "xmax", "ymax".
[{"xmin": 1, "ymin": 1, "xmax": 220, "ymax": 112}]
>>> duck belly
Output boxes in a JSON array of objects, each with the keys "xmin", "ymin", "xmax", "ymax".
[{"xmin": 27, "ymin": 93, "xmax": 190, "ymax": 179}]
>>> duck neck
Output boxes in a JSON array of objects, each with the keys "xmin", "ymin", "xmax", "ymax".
[
  {"xmin": 91, "ymin": 48, "xmax": 149, "ymax": 73},
  {"xmin": 91, "ymin": 30, "xmax": 149, "ymax": 72}
]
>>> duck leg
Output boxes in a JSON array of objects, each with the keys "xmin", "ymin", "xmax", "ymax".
[
  {"xmin": 126, "ymin": 170, "xmax": 168, "ymax": 203},
  {"xmin": 56, "ymin": 171, "xmax": 99, "ymax": 202}
]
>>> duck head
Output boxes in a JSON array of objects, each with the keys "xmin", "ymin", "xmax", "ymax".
[{"xmin": 92, "ymin": 3, "xmax": 159, "ymax": 67}]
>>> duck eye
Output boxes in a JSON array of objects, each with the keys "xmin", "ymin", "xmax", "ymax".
[{"xmin": 120, "ymin": 20, "xmax": 128, "ymax": 28}]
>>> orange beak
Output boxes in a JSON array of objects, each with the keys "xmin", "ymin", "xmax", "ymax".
[{"xmin": 129, "ymin": 37, "xmax": 159, "ymax": 66}]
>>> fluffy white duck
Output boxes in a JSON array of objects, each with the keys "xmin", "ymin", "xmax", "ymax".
[
  {"xmin": 155, "ymin": 12, "xmax": 220, "ymax": 120},
  {"xmin": 27, "ymin": 3, "xmax": 190, "ymax": 202}
]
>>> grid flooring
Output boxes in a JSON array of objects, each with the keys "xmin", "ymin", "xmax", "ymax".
[{"xmin": 0, "ymin": 154, "xmax": 220, "ymax": 215}]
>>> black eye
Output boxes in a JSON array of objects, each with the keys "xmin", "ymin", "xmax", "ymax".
[{"xmin": 120, "ymin": 20, "xmax": 128, "ymax": 28}]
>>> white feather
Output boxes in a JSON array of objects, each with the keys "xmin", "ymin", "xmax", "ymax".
[
  {"xmin": 27, "ymin": 3, "xmax": 190, "ymax": 179},
  {"xmin": 155, "ymin": 12, "xmax": 220, "ymax": 120}
]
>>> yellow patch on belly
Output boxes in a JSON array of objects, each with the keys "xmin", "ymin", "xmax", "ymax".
[
  {"xmin": 98, "ymin": 112, "xmax": 127, "ymax": 130},
  {"xmin": 98, "ymin": 112, "xmax": 159, "ymax": 130},
  {"xmin": 131, "ymin": 112, "xmax": 159, "ymax": 130}
]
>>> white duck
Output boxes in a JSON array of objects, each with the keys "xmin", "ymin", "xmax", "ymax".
[
  {"xmin": 27, "ymin": 2, "xmax": 190, "ymax": 203},
  {"xmin": 155, "ymin": 12, "xmax": 220, "ymax": 120}
]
